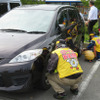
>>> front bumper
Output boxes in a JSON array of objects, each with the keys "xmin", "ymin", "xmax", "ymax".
[{"xmin": 0, "ymin": 61, "xmax": 33, "ymax": 92}]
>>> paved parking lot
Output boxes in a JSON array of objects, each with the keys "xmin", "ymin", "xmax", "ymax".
[{"xmin": 0, "ymin": 55, "xmax": 98, "ymax": 100}]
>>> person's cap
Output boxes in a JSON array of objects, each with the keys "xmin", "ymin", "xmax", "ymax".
[
  {"xmin": 43, "ymin": 47, "xmax": 48, "ymax": 51},
  {"xmin": 89, "ymin": 32, "xmax": 96, "ymax": 36}
]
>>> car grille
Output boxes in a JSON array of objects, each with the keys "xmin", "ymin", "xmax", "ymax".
[
  {"xmin": 0, "ymin": 74, "xmax": 4, "ymax": 87},
  {"xmin": 12, "ymin": 75, "xmax": 30, "ymax": 86},
  {"xmin": 13, "ymin": 77, "xmax": 28, "ymax": 86},
  {"xmin": 0, "ymin": 58, "xmax": 4, "ymax": 63}
]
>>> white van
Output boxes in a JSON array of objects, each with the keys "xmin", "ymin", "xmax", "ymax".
[{"xmin": 0, "ymin": 0, "xmax": 22, "ymax": 17}]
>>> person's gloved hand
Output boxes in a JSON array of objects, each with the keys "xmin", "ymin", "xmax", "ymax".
[
  {"xmin": 82, "ymin": 48, "xmax": 87, "ymax": 51},
  {"xmin": 85, "ymin": 21, "xmax": 88, "ymax": 26},
  {"xmin": 74, "ymin": 47, "xmax": 78, "ymax": 52}
]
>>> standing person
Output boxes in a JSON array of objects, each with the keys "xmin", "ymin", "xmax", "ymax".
[
  {"xmin": 47, "ymin": 39, "xmax": 83, "ymax": 99},
  {"xmin": 86, "ymin": 1, "xmax": 98, "ymax": 40}
]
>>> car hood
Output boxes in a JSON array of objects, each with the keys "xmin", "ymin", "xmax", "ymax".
[{"xmin": 0, "ymin": 32, "xmax": 45, "ymax": 58}]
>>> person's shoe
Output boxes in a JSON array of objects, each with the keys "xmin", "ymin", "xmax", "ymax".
[
  {"xmin": 70, "ymin": 88, "xmax": 79, "ymax": 95},
  {"xmin": 97, "ymin": 59, "xmax": 100, "ymax": 61},
  {"xmin": 53, "ymin": 92, "xmax": 67, "ymax": 99}
]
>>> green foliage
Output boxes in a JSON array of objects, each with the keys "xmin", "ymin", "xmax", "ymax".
[
  {"xmin": 95, "ymin": 1, "xmax": 100, "ymax": 10},
  {"xmin": 84, "ymin": 26, "xmax": 89, "ymax": 42},
  {"xmin": 84, "ymin": 22, "xmax": 99, "ymax": 42},
  {"xmin": 21, "ymin": 0, "xmax": 45, "ymax": 5},
  {"xmin": 81, "ymin": 0, "xmax": 100, "ymax": 10},
  {"xmin": 81, "ymin": 0, "xmax": 89, "ymax": 7},
  {"xmin": 94, "ymin": 22, "xmax": 98, "ymax": 34}
]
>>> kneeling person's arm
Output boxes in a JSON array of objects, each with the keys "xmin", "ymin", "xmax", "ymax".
[{"xmin": 47, "ymin": 53, "xmax": 58, "ymax": 74}]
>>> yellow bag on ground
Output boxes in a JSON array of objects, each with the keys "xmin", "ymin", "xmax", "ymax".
[{"xmin": 84, "ymin": 50, "xmax": 95, "ymax": 60}]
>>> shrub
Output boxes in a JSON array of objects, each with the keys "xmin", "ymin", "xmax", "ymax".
[
  {"xmin": 84, "ymin": 22, "xmax": 99, "ymax": 42},
  {"xmin": 21, "ymin": 0, "xmax": 45, "ymax": 5}
]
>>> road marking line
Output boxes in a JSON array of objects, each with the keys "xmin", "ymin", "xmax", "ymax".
[{"xmin": 72, "ymin": 61, "xmax": 100, "ymax": 100}]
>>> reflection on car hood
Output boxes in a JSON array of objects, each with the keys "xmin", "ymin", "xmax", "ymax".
[{"xmin": 0, "ymin": 32, "xmax": 44, "ymax": 58}]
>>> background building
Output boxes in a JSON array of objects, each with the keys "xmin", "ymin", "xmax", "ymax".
[{"xmin": 45, "ymin": 0, "xmax": 83, "ymax": 6}]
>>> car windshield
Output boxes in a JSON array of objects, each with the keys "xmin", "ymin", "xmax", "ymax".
[{"xmin": 0, "ymin": 9, "xmax": 55, "ymax": 33}]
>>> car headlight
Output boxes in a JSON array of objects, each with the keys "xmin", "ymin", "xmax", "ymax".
[{"xmin": 9, "ymin": 49, "xmax": 43, "ymax": 63}]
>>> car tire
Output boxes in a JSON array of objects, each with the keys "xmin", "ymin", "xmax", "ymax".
[
  {"xmin": 39, "ymin": 53, "xmax": 51, "ymax": 90},
  {"xmin": 78, "ymin": 40, "xmax": 83, "ymax": 57},
  {"xmin": 39, "ymin": 68, "xmax": 51, "ymax": 90}
]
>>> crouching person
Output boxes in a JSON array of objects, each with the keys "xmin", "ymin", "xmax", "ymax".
[
  {"xmin": 47, "ymin": 39, "xmax": 83, "ymax": 99},
  {"xmin": 86, "ymin": 33, "xmax": 100, "ymax": 60}
]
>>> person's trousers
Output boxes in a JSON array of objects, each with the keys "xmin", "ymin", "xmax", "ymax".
[
  {"xmin": 47, "ymin": 73, "xmax": 82, "ymax": 93},
  {"xmin": 97, "ymin": 52, "xmax": 100, "ymax": 59},
  {"xmin": 88, "ymin": 20, "xmax": 97, "ymax": 34}
]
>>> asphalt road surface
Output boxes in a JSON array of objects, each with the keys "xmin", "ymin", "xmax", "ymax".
[{"xmin": 0, "ymin": 55, "xmax": 100, "ymax": 100}]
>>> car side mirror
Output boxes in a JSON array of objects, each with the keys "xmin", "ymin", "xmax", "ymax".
[{"xmin": 58, "ymin": 24, "xmax": 66, "ymax": 32}]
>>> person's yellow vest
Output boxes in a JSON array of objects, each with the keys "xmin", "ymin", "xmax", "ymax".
[
  {"xmin": 71, "ymin": 21, "xmax": 77, "ymax": 31},
  {"xmin": 52, "ymin": 48, "xmax": 83, "ymax": 78},
  {"xmin": 92, "ymin": 37, "xmax": 100, "ymax": 52}
]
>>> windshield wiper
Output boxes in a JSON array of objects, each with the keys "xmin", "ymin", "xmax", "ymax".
[
  {"xmin": 0, "ymin": 29, "xmax": 27, "ymax": 33},
  {"xmin": 0, "ymin": 29, "xmax": 46, "ymax": 34},
  {"xmin": 27, "ymin": 31, "xmax": 46, "ymax": 34}
]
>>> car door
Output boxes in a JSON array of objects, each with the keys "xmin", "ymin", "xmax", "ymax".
[
  {"xmin": 67, "ymin": 8, "xmax": 79, "ymax": 44},
  {"xmin": 77, "ymin": 11, "xmax": 85, "ymax": 41},
  {"xmin": 55, "ymin": 8, "xmax": 70, "ymax": 40},
  {"xmin": 47, "ymin": 8, "xmax": 69, "ymax": 52},
  {"xmin": 67, "ymin": 8, "xmax": 84, "ymax": 46}
]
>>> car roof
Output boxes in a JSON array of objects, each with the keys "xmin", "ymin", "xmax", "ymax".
[{"xmin": 15, "ymin": 4, "xmax": 76, "ymax": 11}]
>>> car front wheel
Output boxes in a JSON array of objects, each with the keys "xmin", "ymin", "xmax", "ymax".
[
  {"xmin": 39, "ymin": 68, "xmax": 51, "ymax": 90},
  {"xmin": 78, "ymin": 40, "xmax": 83, "ymax": 57}
]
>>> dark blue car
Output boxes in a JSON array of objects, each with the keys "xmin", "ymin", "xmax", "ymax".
[{"xmin": 0, "ymin": 4, "xmax": 85, "ymax": 92}]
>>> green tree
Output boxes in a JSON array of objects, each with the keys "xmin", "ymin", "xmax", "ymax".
[
  {"xmin": 81, "ymin": 0, "xmax": 100, "ymax": 9},
  {"xmin": 81, "ymin": 0, "xmax": 89, "ymax": 7},
  {"xmin": 95, "ymin": 0, "xmax": 100, "ymax": 10},
  {"xmin": 21, "ymin": 0, "xmax": 45, "ymax": 5}
]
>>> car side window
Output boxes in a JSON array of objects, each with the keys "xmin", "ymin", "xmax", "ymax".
[
  {"xmin": 57, "ymin": 10, "xmax": 68, "ymax": 27},
  {"xmin": 10, "ymin": 3, "xmax": 20, "ymax": 9},
  {"xmin": 78, "ymin": 12, "xmax": 84, "ymax": 22},
  {"xmin": 68, "ymin": 9, "xmax": 79, "ymax": 25},
  {"xmin": 67, "ymin": 9, "xmax": 79, "ymax": 37}
]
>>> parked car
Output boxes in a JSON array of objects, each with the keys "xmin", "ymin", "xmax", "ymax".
[
  {"xmin": 0, "ymin": 0, "xmax": 22, "ymax": 17},
  {"xmin": 0, "ymin": 4, "xmax": 85, "ymax": 92}
]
